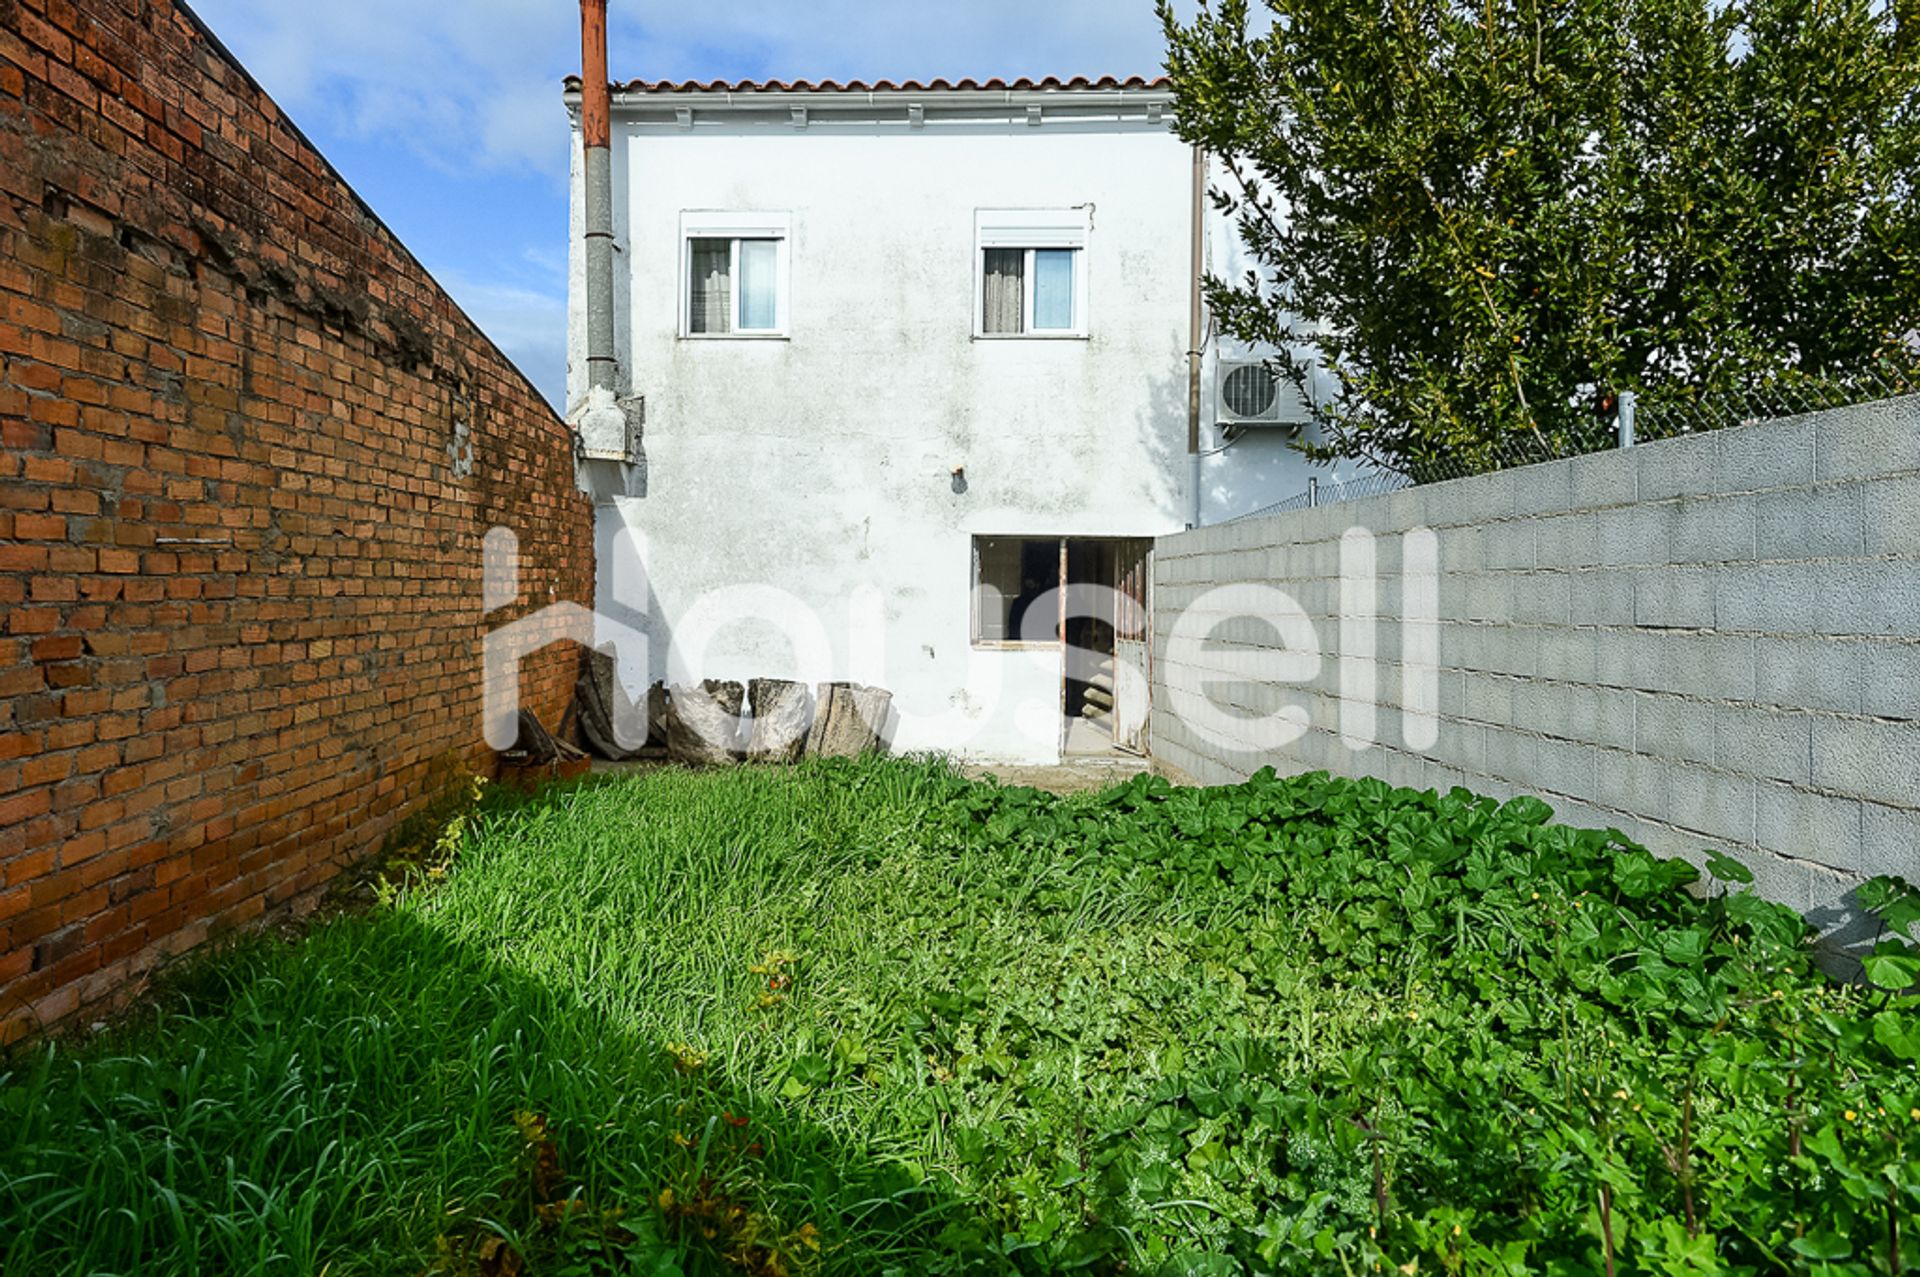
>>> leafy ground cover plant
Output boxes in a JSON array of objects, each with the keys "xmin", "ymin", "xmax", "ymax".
[{"xmin": 1, "ymin": 759, "xmax": 1914, "ymax": 1275}]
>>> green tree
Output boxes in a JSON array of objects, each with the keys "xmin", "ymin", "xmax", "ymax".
[{"xmin": 1161, "ymin": 0, "xmax": 1920, "ymax": 475}]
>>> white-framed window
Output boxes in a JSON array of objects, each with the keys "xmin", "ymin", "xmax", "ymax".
[
  {"xmin": 974, "ymin": 209, "xmax": 1090, "ymax": 339},
  {"xmin": 680, "ymin": 211, "xmax": 791, "ymax": 338}
]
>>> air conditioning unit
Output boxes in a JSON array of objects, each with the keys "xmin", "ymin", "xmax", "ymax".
[{"xmin": 1215, "ymin": 361, "xmax": 1305, "ymax": 430}]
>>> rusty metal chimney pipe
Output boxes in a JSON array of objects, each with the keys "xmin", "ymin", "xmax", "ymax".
[{"xmin": 579, "ymin": 0, "xmax": 616, "ymax": 396}]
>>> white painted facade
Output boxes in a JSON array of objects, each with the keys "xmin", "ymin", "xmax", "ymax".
[{"xmin": 565, "ymin": 82, "xmax": 1362, "ymax": 762}]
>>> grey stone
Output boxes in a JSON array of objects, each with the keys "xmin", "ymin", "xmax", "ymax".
[
  {"xmin": 1533, "ymin": 512, "xmax": 1600, "ymax": 568},
  {"xmin": 1512, "ymin": 459, "xmax": 1575, "ymax": 516},
  {"xmin": 1753, "ymin": 637, "xmax": 1865, "ymax": 714},
  {"xmin": 1811, "ymin": 716, "xmax": 1920, "ymax": 808},
  {"xmin": 1671, "ymin": 495, "xmax": 1757, "ymax": 564},
  {"xmin": 1661, "ymin": 764, "xmax": 1756, "ymax": 844},
  {"xmin": 1716, "ymin": 563, "xmax": 1821, "ymax": 635},
  {"xmin": 1814, "ymin": 394, "xmax": 1920, "ymax": 483},
  {"xmin": 1535, "ymin": 627, "xmax": 1601, "ymax": 683},
  {"xmin": 1635, "ymin": 694, "xmax": 1716, "ymax": 766},
  {"xmin": 1714, "ymin": 704, "xmax": 1812, "ymax": 785},
  {"xmin": 1757, "ymin": 484, "xmax": 1863, "ymax": 560},
  {"xmin": 1755, "ymin": 783, "xmax": 1865, "ymax": 876},
  {"xmin": 1513, "ymin": 573, "xmax": 1572, "ymax": 624},
  {"xmin": 1860, "ymin": 641, "xmax": 1920, "ymax": 721},
  {"xmin": 1859, "ymin": 802, "xmax": 1920, "ymax": 879},
  {"xmin": 1596, "ymin": 748, "xmax": 1670, "ymax": 816},
  {"xmin": 1568, "ymin": 569, "xmax": 1636, "ymax": 626},
  {"xmin": 1715, "ymin": 415, "xmax": 1817, "ymax": 493},
  {"xmin": 1568, "ymin": 450, "xmax": 1637, "ymax": 510},
  {"xmin": 1637, "ymin": 431, "xmax": 1721, "ymax": 501},
  {"xmin": 1635, "ymin": 568, "xmax": 1715, "ymax": 629},
  {"xmin": 1863, "ymin": 474, "xmax": 1920, "ymax": 557}
]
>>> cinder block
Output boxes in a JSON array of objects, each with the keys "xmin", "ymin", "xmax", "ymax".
[
  {"xmin": 1567, "ymin": 569, "xmax": 1636, "ymax": 626},
  {"xmin": 1512, "ymin": 459, "xmax": 1575, "ymax": 516},
  {"xmin": 1862, "ymin": 474, "xmax": 1920, "ymax": 557},
  {"xmin": 1846, "ymin": 562, "xmax": 1920, "ymax": 639},
  {"xmin": 1439, "ymin": 525, "xmax": 1485, "ymax": 574},
  {"xmin": 1567, "ymin": 450, "xmax": 1637, "ymax": 511},
  {"xmin": 1462, "ymin": 672, "xmax": 1518, "ymax": 727},
  {"xmin": 1489, "ymin": 729, "xmax": 1598, "ymax": 799},
  {"xmin": 1671, "ymin": 495, "xmax": 1757, "ymax": 564},
  {"xmin": 1535, "ymin": 627, "xmax": 1600, "ymax": 683},
  {"xmin": 1757, "ymin": 484, "xmax": 1863, "ymax": 560},
  {"xmin": 1634, "ymin": 568, "xmax": 1715, "ymax": 629},
  {"xmin": 1859, "ymin": 802, "xmax": 1920, "ymax": 879},
  {"xmin": 1811, "ymin": 716, "xmax": 1920, "ymax": 809},
  {"xmin": 1483, "ymin": 525, "xmax": 1537, "ymax": 571},
  {"xmin": 1428, "ymin": 720, "xmax": 1486, "ymax": 773},
  {"xmin": 1532, "ymin": 512, "xmax": 1600, "ymax": 569},
  {"xmin": 1755, "ymin": 782, "xmax": 1866, "ymax": 876},
  {"xmin": 1814, "ymin": 395, "xmax": 1920, "ymax": 483},
  {"xmin": 1661, "ymin": 763, "xmax": 1756, "ymax": 844},
  {"xmin": 1716, "ymin": 563, "xmax": 1821, "ymax": 635},
  {"xmin": 1635, "ymin": 693, "xmax": 1715, "ymax": 766},
  {"xmin": 1425, "ymin": 470, "xmax": 1518, "ymax": 527},
  {"xmin": 1563, "ymin": 684, "xmax": 1637, "ymax": 751},
  {"xmin": 1510, "ymin": 573, "xmax": 1571, "ymax": 624},
  {"xmin": 1715, "ymin": 415, "xmax": 1817, "ymax": 493},
  {"xmin": 1448, "ymin": 572, "xmax": 1516, "ymax": 624},
  {"xmin": 1597, "ymin": 505, "xmax": 1663, "ymax": 567},
  {"xmin": 1637, "ymin": 432, "xmax": 1721, "ymax": 501},
  {"xmin": 1860, "ymin": 641, "xmax": 1920, "ymax": 721},
  {"xmin": 1753, "ymin": 637, "xmax": 1865, "ymax": 714},
  {"xmin": 1664, "ymin": 633, "xmax": 1757, "ymax": 701},
  {"xmin": 1595, "ymin": 747, "xmax": 1669, "ymax": 815},
  {"xmin": 1714, "ymin": 704, "xmax": 1812, "ymax": 785}
]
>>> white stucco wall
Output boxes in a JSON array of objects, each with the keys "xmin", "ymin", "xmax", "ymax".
[{"xmin": 567, "ymin": 97, "xmax": 1343, "ymax": 761}]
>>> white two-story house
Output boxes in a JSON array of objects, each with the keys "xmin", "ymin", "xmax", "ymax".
[{"xmin": 565, "ymin": 74, "xmax": 1354, "ymax": 763}]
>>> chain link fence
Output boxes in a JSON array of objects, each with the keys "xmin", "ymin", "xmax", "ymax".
[{"xmin": 1227, "ymin": 362, "xmax": 1919, "ymax": 523}]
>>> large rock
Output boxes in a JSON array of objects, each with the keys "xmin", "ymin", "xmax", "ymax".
[
  {"xmin": 747, "ymin": 679, "xmax": 813, "ymax": 763},
  {"xmin": 667, "ymin": 680, "xmax": 745, "ymax": 766},
  {"xmin": 805, "ymin": 682, "xmax": 894, "ymax": 758},
  {"xmin": 577, "ymin": 648, "xmax": 650, "ymax": 760}
]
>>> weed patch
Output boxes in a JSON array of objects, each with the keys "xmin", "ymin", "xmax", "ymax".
[{"xmin": 1, "ymin": 759, "xmax": 1915, "ymax": 1275}]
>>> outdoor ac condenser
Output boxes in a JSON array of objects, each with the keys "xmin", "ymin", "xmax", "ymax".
[{"xmin": 1215, "ymin": 361, "xmax": 1307, "ymax": 430}]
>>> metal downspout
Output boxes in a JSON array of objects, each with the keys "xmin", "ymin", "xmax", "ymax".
[
  {"xmin": 580, "ymin": 0, "xmax": 616, "ymax": 397},
  {"xmin": 1186, "ymin": 143, "xmax": 1205, "ymax": 530}
]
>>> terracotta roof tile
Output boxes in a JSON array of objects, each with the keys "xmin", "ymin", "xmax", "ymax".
[{"xmin": 565, "ymin": 75, "xmax": 1170, "ymax": 95}]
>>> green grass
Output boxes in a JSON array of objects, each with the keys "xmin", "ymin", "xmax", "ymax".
[{"xmin": 2, "ymin": 757, "xmax": 1916, "ymax": 1277}]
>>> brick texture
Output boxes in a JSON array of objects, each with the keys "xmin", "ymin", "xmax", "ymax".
[
  {"xmin": 1152, "ymin": 396, "xmax": 1920, "ymax": 949},
  {"xmin": 0, "ymin": 0, "xmax": 594, "ymax": 1039}
]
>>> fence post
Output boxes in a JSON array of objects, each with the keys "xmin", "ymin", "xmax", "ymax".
[
  {"xmin": 1617, "ymin": 389, "xmax": 1637, "ymax": 449},
  {"xmin": 1307, "ymin": 476, "xmax": 1319, "ymax": 508}
]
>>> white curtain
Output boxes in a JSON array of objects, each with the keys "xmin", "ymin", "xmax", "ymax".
[
  {"xmin": 982, "ymin": 249, "xmax": 1024, "ymax": 334},
  {"xmin": 689, "ymin": 238, "xmax": 732, "ymax": 334}
]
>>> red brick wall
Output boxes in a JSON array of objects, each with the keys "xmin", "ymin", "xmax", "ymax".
[{"xmin": 0, "ymin": 0, "xmax": 595, "ymax": 1039}]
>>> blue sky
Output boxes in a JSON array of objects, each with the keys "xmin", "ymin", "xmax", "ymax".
[{"xmin": 186, "ymin": 1, "xmax": 1176, "ymax": 411}]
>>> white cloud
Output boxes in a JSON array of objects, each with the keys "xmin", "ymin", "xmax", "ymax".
[
  {"xmin": 189, "ymin": 0, "xmax": 1175, "ymax": 173},
  {"xmin": 434, "ymin": 269, "xmax": 571, "ymax": 410},
  {"xmin": 183, "ymin": 0, "xmax": 1186, "ymax": 409}
]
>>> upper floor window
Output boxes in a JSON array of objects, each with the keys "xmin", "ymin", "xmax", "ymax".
[
  {"xmin": 681, "ymin": 212, "xmax": 790, "ymax": 337},
  {"xmin": 975, "ymin": 209, "xmax": 1090, "ymax": 339}
]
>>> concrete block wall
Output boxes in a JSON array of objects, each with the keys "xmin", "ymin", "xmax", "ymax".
[
  {"xmin": 1152, "ymin": 396, "xmax": 1920, "ymax": 935},
  {"xmin": 0, "ymin": 0, "xmax": 594, "ymax": 1038}
]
